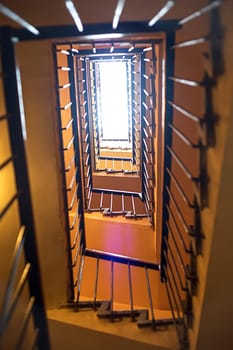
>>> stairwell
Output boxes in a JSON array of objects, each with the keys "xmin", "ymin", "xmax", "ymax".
[{"xmin": 1, "ymin": 1, "xmax": 233, "ymax": 350}]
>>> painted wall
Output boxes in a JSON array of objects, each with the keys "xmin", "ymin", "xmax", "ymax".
[
  {"xmin": 1, "ymin": 0, "xmax": 232, "ymax": 348},
  {"xmin": 190, "ymin": 2, "xmax": 233, "ymax": 349},
  {"xmin": 16, "ymin": 40, "xmax": 68, "ymax": 308}
]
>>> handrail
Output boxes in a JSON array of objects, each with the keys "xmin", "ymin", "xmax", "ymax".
[
  {"xmin": 84, "ymin": 248, "xmax": 160, "ymax": 270},
  {"xmin": 98, "ymin": 156, "xmax": 133, "ymax": 161},
  {"xmin": 92, "ymin": 187, "xmax": 142, "ymax": 197}
]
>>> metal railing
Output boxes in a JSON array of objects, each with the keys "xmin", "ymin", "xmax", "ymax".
[
  {"xmin": 160, "ymin": 2, "xmax": 222, "ymax": 348},
  {"xmin": 140, "ymin": 44, "xmax": 156, "ymax": 225},
  {"xmin": 86, "ymin": 189, "xmax": 147, "ymax": 219},
  {"xmin": 85, "ymin": 50, "xmax": 141, "ymax": 175},
  {"xmin": 69, "ymin": 247, "xmax": 174, "ymax": 330},
  {"xmin": 0, "ymin": 27, "xmax": 50, "ymax": 349},
  {"xmin": 54, "ymin": 45, "xmax": 86, "ymax": 303},
  {"xmin": 55, "ymin": 42, "xmax": 158, "ymax": 223},
  {"xmin": 0, "ymin": 1, "xmax": 224, "ymax": 348}
]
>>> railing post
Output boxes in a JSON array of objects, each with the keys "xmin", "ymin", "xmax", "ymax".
[
  {"xmin": 160, "ymin": 32, "xmax": 175, "ymax": 282},
  {"xmin": 67, "ymin": 51, "xmax": 86, "ymax": 249}
]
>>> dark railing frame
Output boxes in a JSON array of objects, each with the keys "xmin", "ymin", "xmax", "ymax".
[{"xmin": 0, "ymin": 26, "xmax": 50, "ymax": 349}]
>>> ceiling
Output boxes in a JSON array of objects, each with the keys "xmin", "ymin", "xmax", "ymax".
[{"xmin": 0, "ymin": 0, "xmax": 209, "ymax": 29}]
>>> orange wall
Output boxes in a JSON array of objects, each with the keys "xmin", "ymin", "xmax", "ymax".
[
  {"xmin": 15, "ymin": 40, "xmax": 68, "ymax": 308},
  {"xmin": 82, "ymin": 213, "xmax": 169, "ymax": 310}
]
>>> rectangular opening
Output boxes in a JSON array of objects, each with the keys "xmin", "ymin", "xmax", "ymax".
[{"xmin": 96, "ymin": 60, "xmax": 130, "ymax": 143}]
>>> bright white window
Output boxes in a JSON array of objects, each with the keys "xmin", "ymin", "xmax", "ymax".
[{"xmin": 97, "ymin": 61, "xmax": 129, "ymax": 141}]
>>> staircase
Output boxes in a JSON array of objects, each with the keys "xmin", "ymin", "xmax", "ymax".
[{"xmin": 0, "ymin": 1, "xmax": 229, "ymax": 350}]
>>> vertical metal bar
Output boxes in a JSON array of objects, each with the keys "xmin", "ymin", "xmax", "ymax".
[
  {"xmin": 100, "ymin": 191, "xmax": 103, "ymax": 210},
  {"xmin": 145, "ymin": 267, "xmax": 155, "ymax": 329},
  {"xmin": 53, "ymin": 45, "xmax": 74, "ymax": 301},
  {"xmin": 131, "ymin": 55, "xmax": 136, "ymax": 164},
  {"xmin": 83, "ymin": 59, "xmax": 93, "ymax": 189},
  {"xmin": 160, "ymin": 32, "xmax": 175, "ymax": 282},
  {"xmin": 140, "ymin": 54, "xmax": 146, "ymax": 202},
  {"xmin": 122, "ymin": 194, "xmax": 125, "ymax": 214},
  {"xmin": 68, "ymin": 50, "xmax": 87, "ymax": 249},
  {"xmin": 126, "ymin": 58, "xmax": 132, "ymax": 144},
  {"xmin": 93, "ymin": 257, "xmax": 99, "ymax": 310},
  {"xmin": 87, "ymin": 190, "xmax": 93, "ymax": 211},
  {"xmin": 76, "ymin": 56, "xmax": 87, "ymax": 208},
  {"xmin": 110, "ymin": 260, "xmax": 114, "ymax": 322},
  {"xmin": 131, "ymin": 194, "xmax": 136, "ymax": 217},
  {"xmin": 150, "ymin": 44, "xmax": 157, "ymax": 227},
  {"xmin": 1, "ymin": 27, "xmax": 50, "ymax": 349},
  {"xmin": 128, "ymin": 263, "xmax": 135, "ymax": 321},
  {"xmin": 75, "ymin": 252, "xmax": 85, "ymax": 311},
  {"xmin": 110, "ymin": 192, "xmax": 113, "ymax": 215}
]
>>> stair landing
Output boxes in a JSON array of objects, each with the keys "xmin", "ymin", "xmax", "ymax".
[{"xmin": 48, "ymin": 305, "xmax": 179, "ymax": 350}]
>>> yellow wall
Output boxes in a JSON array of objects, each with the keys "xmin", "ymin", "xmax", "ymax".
[
  {"xmin": 1, "ymin": 1, "xmax": 232, "ymax": 348},
  {"xmin": 15, "ymin": 40, "xmax": 68, "ymax": 308},
  {"xmin": 190, "ymin": 2, "xmax": 233, "ymax": 349}
]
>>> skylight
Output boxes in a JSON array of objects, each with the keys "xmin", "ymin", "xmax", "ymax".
[{"xmin": 97, "ymin": 61, "xmax": 129, "ymax": 141}]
